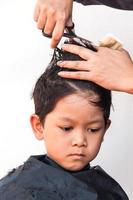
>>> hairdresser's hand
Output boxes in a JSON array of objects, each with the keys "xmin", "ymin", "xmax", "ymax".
[
  {"xmin": 57, "ymin": 44, "xmax": 133, "ymax": 94},
  {"xmin": 34, "ymin": 0, "xmax": 73, "ymax": 48}
]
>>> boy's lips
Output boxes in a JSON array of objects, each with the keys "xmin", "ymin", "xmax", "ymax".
[{"xmin": 69, "ymin": 153, "xmax": 85, "ymax": 157}]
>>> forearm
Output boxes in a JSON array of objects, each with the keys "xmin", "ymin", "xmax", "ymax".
[{"xmin": 74, "ymin": 0, "xmax": 133, "ymax": 10}]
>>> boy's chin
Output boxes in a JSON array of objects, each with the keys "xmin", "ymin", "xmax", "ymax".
[{"xmin": 62, "ymin": 163, "xmax": 88, "ymax": 172}]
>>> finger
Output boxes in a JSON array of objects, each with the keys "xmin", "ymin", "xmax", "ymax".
[
  {"xmin": 34, "ymin": 4, "xmax": 40, "ymax": 22},
  {"xmin": 58, "ymin": 71, "xmax": 91, "ymax": 81},
  {"xmin": 66, "ymin": 17, "xmax": 73, "ymax": 27},
  {"xmin": 51, "ymin": 20, "xmax": 65, "ymax": 48},
  {"xmin": 61, "ymin": 44, "xmax": 95, "ymax": 60},
  {"xmin": 57, "ymin": 60, "xmax": 89, "ymax": 71},
  {"xmin": 44, "ymin": 16, "xmax": 56, "ymax": 35},
  {"xmin": 37, "ymin": 9, "xmax": 47, "ymax": 29}
]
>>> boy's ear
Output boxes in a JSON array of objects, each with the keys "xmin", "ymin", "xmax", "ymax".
[{"xmin": 30, "ymin": 114, "xmax": 44, "ymax": 140}]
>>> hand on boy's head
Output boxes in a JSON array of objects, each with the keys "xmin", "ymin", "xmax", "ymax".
[
  {"xmin": 58, "ymin": 44, "xmax": 133, "ymax": 93},
  {"xmin": 34, "ymin": 0, "xmax": 73, "ymax": 48}
]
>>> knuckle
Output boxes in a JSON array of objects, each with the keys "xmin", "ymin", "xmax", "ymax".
[
  {"xmin": 48, "ymin": 7, "xmax": 56, "ymax": 16},
  {"xmin": 53, "ymin": 33, "xmax": 62, "ymax": 41},
  {"xmin": 71, "ymin": 45, "xmax": 77, "ymax": 52},
  {"xmin": 79, "ymin": 73, "xmax": 85, "ymax": 79},
  {"xmin": 61, "ymin": 15, "xmax": 67, "ymax": 21},
  {"xmin": 76, "ymin": 46, "xmax": 82, "ymax": 52},
  {"xmin": 91, "ymin": 55, "xmax": 99, "ymax": 65},
  {"xmin": 41, "ymin": 4, "xmax": 47, "ymax": 12},
  {"xmin": 53, "ymin": 35, "xmax": 60, "ymax": 41},
  {"xmin": 76, "ymin": 62, "xmax": 81, "ymax": 69},
  {"xmin": 88, "ymin": 73, "xmax": 94, "ymax": 81},
  {"xmin": 37, "ymin": 23, "xmax": 43, "ymax": 29},
  {"xmin": 57, "ymin": 13, "xmax": 67, "ymax": 22},
  {"xmin": 76, "ymin": 71, "xmax": 82, "ymax": 77},
  {"xmin": 78, "ymin": 48, "xmax": 85, "ymax": 56}
]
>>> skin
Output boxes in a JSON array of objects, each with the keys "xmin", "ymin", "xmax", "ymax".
[
  {"xmin": 34, "ymin": 0, "xmax": 73, "ymax": 48},
  {"xmin": 30, "ymin": 93, "xmax": 110, "ymax": 171},
  {"xmin": 57, "ymin": 44, "xmax": 133, "ymax": 94}
]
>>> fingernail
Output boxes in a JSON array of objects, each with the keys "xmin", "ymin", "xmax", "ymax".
[
  {"xmin": 61, "ymin": 44, "xmax": 67, "ymax": 49},
  {"xmin": 58, "ymin": 72, "xmax": 65, "ymax": 75},
  {"xmin": 57, "ymin": 61, "xmax": 63, "ymax": 66}
]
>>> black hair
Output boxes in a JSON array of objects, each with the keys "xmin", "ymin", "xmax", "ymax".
[{"xmin": 32, "ymin": 39, "xmax": 111, "ymax": 124}]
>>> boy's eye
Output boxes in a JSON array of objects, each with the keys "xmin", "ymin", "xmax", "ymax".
[
  {"xmin": 87, "ymin": 128, "xmax": 100, "ymax": 133},
  {"xmin": 60, "ymin": 126, "xmax": 73, "ymax": 132}
]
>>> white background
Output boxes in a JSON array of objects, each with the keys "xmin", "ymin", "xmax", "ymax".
[{"xmin": 0, "ymin": 0, "xmax": 133, "ymax": 198}]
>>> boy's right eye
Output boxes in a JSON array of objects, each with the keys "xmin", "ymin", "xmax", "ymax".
[{"xmin": 60, "ymin": 126, "xmax": 73, "ymax": 132}]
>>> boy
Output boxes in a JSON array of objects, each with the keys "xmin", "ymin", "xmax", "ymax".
[{"xmin": 0, "ymin": 38, "xmax": 129, "ymax": 200}]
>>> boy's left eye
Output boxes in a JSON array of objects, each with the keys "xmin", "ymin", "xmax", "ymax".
[{"xmin": 87, "ymin": 128, "xmax": 100, "ymax": 133}]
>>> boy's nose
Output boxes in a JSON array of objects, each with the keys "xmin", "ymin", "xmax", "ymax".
[{"xmin": 72, "ymin": 130, "xmax": 87, "ymax": 147}]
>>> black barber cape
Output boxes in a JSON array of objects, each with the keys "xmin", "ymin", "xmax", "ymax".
[
  {"xmin": 74, "ymin": 0, "xmax": 133, "ymax": 10},
  {"xmin": 0, "ymin": 155, "xmax": 129, "ymax": 200}
]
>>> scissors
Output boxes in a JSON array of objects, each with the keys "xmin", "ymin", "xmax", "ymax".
[{"xmin": 42, "ymin": 23, "xmax": 97, "ymax": 52}]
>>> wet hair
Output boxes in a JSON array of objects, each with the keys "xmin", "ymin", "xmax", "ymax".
[{"xmin": 32, "ymin": 39, "xmax": 111, "ymax": 124}]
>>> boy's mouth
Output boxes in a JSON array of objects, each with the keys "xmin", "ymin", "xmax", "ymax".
[{"xmin": 69, "ymin": 153, "xmax": 85, "ymax": 158}]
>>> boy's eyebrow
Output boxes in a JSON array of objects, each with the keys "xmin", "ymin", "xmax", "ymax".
[
  {"xmin": 59, "ymin": 117, "xmax": 73, "ymax": 122},
  {"xmin": 59, "ymin": 117, "xmax": 103, "ymax": 124}
]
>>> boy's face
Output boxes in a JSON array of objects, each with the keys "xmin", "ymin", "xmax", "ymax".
[{"xmin": 31, "ymin": 93, "xmax": 110, "ymax": 171}]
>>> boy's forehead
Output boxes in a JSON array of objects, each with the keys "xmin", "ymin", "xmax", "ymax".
[
  {"xmin": 56, "ymin": 93, "xmax": 99, "ymax": 106},
  {"xmin": 52, "ymin": 93, "xmax": 102, "ymax": 114},
  {"xmin": 62, "ymin": 94, "xmax": 89, "ymax": 105},
  {"xmin": 48, "ymin": 94, "xmax": 104, "ymax": 124}
]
